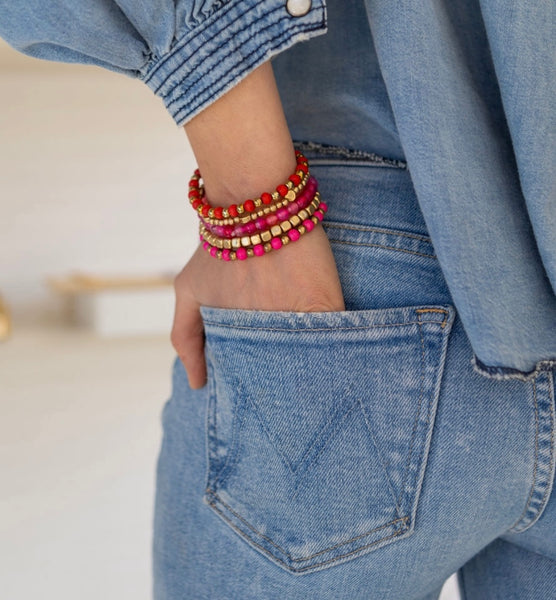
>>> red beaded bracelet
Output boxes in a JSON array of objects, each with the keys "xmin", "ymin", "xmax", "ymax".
[{"xmin": 188, "ymin": 150, "xmax": 309, "ymax": 219}]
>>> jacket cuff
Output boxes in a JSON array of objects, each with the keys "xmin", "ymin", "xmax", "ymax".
[
  {"xmin": 471, "ymin": 355, "xmax": 556, "ymax": 382},
  {"xmin": 141, "ymin": 0, "xmax": 327, "ymax": 126}
]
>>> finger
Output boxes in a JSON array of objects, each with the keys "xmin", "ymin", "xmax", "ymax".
[{"xmin": 171, "ymin": 293, "xmax": 207, "ymax": 389}]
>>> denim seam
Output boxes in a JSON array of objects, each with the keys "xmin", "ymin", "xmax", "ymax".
[
  {"xmin": 510, "ymin": 379, "xmax": 540, "ymax": 530},
  {"xmin": 471, "ymin": 356, "xmax": 556, "ymax": 382},
  {"xmin": 165, "ymin": 9, "xmax": 293, "ymax": 109},
  {"xmin": 203, "ymin": 321, "xmax": 446, "ymax": 332},
  {"xmin": 356, "ymin": 398, "xmax": 403, "ymax": 518},
  {"xmin": 172, "ymin": 21, "xmax": 325, "ymax": 123},
  {"xmin": 205, "ymin": 489, "xmax": 409, "ymax": 563},
  {"xmin": 397, "ymin": 318, "xmax": 426, "ymax": 508},
  {"xmin": 294, "ymin": 403, "xmax": 358, "ymax": 485},
  {"xmin": 508, "ymin": 372, "xmax": 555, "ymax": 532},
  {"xmin": 143, "ymin": 0, "xmax": 246, "ymax": 85},
  {"xmin": 327, "ymin": 238, "xmax": 437, "ymax": 259}
]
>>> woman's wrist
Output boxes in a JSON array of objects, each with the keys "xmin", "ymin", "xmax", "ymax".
[{"xmin": 183, "ymin": 61, "xmax": 296, "ymax": 208}]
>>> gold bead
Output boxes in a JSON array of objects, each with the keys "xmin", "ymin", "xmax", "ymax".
[
  {"xmin": 298, "ymin": 225, "xmax": 306, "ymax": 236},
  {"xmin": 247, "ymin": 248, "xmax": 255, "ymax": 258},
  {"xmin": 264, "ymin": 243, "xmax": 272, "ymax": 253},
  {"xmin": 241, "ymin": 236, "xmax": 251, "ymax": 247},
  {"xmin": 298, "ymin": 209, "xmax": 309, "ymax": 221},
  {"xmin": 270, "ymin": 225, "xmax": 282, "ymax": 237},
  {"xmin": 261, "ymin": 230, "xmax": 272, "ymax": 242},
  {"xmin": 237, "ymin": 205, "xmax": 244, "ymax": 215},
  {"xmin": 281, "ymin": 235, "xmax": 290, "ymax": 245},
  {"xmin": 285, "ymin": 190, "xmax": 296, "ymax": 201},
  {"xmin": 290, "ymin": 215, "xmax": 301, "ymax": 227},
  {"xmin": 251, "ymin": 234, "xmax": 262, "ymax": 245},
  {"xmin": 254, "ymin": 198, "xmax": 262, "ymax": 207},
  {"xmin": 231, "ymin": 252, "xmax": 237, "ymax": 261},
  {"xmin": 223, "ymin": 239, "xmax": 232, "ymax": 249},
  {"xmin": 281, "ymin": 221, "xmax": 292, "ymax": 232},
  {"xmin": 232, "ymin": 238, "xmax": 241, "ymax": 249}
]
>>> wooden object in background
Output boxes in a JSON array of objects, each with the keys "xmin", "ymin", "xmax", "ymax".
[
  {"xmin": 47, "ymin": 272, "xmax": 176, "ymax": 337},
  {"xmin": 0, "ymin": 294, "xmax": 11, "ymax": 341}
]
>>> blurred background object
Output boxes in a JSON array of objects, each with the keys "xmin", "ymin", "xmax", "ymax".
[{"xmin": 0, "ymin": 293, "xmax": 12, "ymax": 340}]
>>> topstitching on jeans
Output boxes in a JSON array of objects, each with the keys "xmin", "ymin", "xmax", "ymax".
[
  {"xmin": 202, "ymin": 320, "xmax": 446, "ymax": 332},
  {"xmin": 205, "ymin": 489, "xmax": 409, "ymax": 563}
]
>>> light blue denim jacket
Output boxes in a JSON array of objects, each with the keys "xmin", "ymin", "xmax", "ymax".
[{"xmin": 1, "ymin": 0, "xmax": 554, "ymax": 377}]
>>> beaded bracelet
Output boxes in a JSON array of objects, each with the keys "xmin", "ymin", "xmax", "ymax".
[
  {"xmin": 200, "ymin": 202, "xmax": 328, "ymax": 261},
  {"xmin": 188, "ymin": 151, "xmax": 309, "ymax": 219},
  {"xmin": 201, "ymin": 183, "xmax": 319, "ymax": 238},
  {"xmin": 200, "ymin": 194, "xmax": 323, "ymax": 249},
  {"xmin": 201, "ymin": 172, "xmax": 314, "ymax": 226}
]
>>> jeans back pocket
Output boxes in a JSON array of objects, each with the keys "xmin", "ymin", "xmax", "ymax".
[{"xmin": 201, "ymin": 305, "xmax": 454, "ymax": 574}]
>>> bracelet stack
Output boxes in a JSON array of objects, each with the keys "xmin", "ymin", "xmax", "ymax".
[{"xmin": 188, "ymin": 150, "xmax": 327, "ymax": 261}]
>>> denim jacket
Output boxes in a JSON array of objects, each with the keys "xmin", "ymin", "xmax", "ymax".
[{"xmin": 1, "ymin": 0, "xmax": 554, "ymax": 377}]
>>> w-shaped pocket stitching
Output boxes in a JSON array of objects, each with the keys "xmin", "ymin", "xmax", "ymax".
[{"xmin": 202, "ymin": 305, "xmax": 454, "ymax": 574}]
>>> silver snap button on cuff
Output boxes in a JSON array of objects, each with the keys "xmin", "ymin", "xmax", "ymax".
[{"xmin": 286, "ymin": 0, "xmax": 312, "ymax": 18}]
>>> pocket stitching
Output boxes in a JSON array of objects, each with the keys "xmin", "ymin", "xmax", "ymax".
[
  {"xmin": 397, "ymin": 318, "xmax": 427, "ymax": 507},
  {"xmin": 206, "ymin": 488, "xmax": 410, "ymax": 565}
]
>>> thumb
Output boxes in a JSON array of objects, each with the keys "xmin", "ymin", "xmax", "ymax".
[{"xmin": 170, "ymin": 291, "xmax": 207, "ymax": 389}]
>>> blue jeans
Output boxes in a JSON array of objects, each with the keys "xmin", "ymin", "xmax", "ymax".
[{"xmin": 152, "ymin": 147, "xmax": 556, "ymax": 599}]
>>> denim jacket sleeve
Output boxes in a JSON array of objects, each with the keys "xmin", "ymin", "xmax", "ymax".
[{"xmin": 0, "ymin": 0, "xmax": 327, "ymax": 126}]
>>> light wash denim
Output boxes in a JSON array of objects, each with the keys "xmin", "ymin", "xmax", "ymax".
[
  {"xmin": 0, "ymin": 0, "xmax": 554, "ymax": 375},
  {"xmin": 1, "ymin": 1, "xmax": 555, "ymax": 597},
  {"xmin": 153, "ymin": 147, "xmax": 556, "ymax": 598}
]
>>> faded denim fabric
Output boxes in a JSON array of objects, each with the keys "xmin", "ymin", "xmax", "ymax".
[
  {"xmin": 153, "ymin": 149, "xmax": 556, "ymax": 598},
  {"xmin": 0, "ymin": 0, "xmax": 554, "ymax": 375}
]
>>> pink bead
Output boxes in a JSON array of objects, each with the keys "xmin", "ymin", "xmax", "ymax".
[
  {"xmin": 236, "ymin": 248, "xmax": 248, "ymax": 260},
  {"xmin": 245, "ymin": 222, "xmax": 257, "ymax": 234},
  {"xmin": 266, "ymin": 214, "xmax": 279, "ymax": 227},
  {"xmin": 288, "ymin": 201, "xmax": 299, "ymax": 214},
  {"xmin": 270, "ymin": 237, "xmax": 283, "ymax": 250},
  {"xmin": 210, "ymin": 247, "xmax": 218, "ymax": 257},
  {"xmin": 203, "ymin": 242, "xmax": 210, "ymax": 251},
  {"xmin": 255, "ymin": 217, "xmax": 267, "ymax": 231},
  {"xmin": 319, "ymin": 202, "xmax": 328, "ymax": 212},
  {"xmin": 288, "ymin": 229, "xmax": 300, "ymax": 242},
  {"xmin": 199, "ymin": 234, "xmax": 204, "ymax": 241},
  {"xmin": 223, "ymin": 225, "xmax": 234, "ymax": 237},
  {"xmin": 222, "ymin": 249, "xmax": 231, "ymax": 261},
  {"xmin": 303, "ymin": 219, "xmax": 314, "ymax": 232},
  {"xmin": 253, "ymin": 244, "xmax": 265, "ymax": 256},
  {"xmin": 277, "ymin": 207, "xmax": 290, "ymax": 221},
  {"xmin": 315, "ymin": 210, "xmax": 324, "ymax": 222},
  {"xmin": 233, "ymin": 225, "xmax": 245, "ymax": 237},
  {"xmin": 214, "ymin": 225, "xmax": 225, "ymax": 237}
]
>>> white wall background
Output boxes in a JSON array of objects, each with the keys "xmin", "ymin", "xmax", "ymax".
[{"xmin": 0, "ymin": 39, "xmax": 198, "ymax": 325}]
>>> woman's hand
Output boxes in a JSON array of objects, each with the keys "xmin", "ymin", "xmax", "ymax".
[
  {"xmin": 170, "ymin": 60, "xmax": 345, "ymax": 388},
  {"xmin": 171, "ymin": 223, "xmax": 344, "ymax": 388}
]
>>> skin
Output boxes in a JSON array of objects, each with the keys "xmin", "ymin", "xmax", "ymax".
[{"xmin": 171, "ymin": 61, "xmax": 345, "ymax": 389}]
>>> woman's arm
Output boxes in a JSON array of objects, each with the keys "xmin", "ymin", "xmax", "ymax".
[{"xmin": 172, "ymin": 61, "xmax": 344, "ymax": 388}]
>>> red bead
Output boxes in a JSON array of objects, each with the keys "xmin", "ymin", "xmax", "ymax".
[
  {"xmin": 188, "ymin": 189, "xmax": 200, "ymax": 199},
  {"xmin": 192, "ymin": 199, "xmax": 202, "ymax": 210},
  {"xmin": 276, "ymin": 184, "xmax": 288, "ymax": 197},
  {"xmin": 298, "ymin": 163, "xmax": 308, "ymax": 173},
  {"xmin": 213, "ymin": 206, "xmax": 223, "ymax": 219},
  {"xmin": 261, "ymin": 192, "xmax": 273, "ymax": 205},
  {"xmin": 201, "ymin": 205, "xmax": 210, "ymax": 217},
  {"xmin": 244, "ymin": 199, "xmax": 255, "ymax": 212},
  {"xmin": 228, "ymin": 204, "xmax": 238, "ymax": 217},
  {"xmin": 289, "ymin": 174, "xmax": 301, "ymax": 186}
]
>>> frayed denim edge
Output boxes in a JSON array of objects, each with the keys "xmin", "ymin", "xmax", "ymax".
[{"xmin": 471, "ymin": 355, "xmax": 556, "ymax": 382}]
